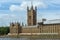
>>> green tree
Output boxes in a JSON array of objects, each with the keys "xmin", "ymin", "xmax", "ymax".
[{"xmin": 0, "ymin": 27, "xmax": 9, "ymax": 35}]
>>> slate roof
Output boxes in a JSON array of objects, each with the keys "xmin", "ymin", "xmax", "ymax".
[{"xmin": 44, "ymin": 19, "xmax": 60, "ymax": 24}]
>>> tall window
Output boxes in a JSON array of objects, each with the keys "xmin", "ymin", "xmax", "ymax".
[{"xmin": 29, "ymin": 16, "xmax": 31, "ymax": 19}]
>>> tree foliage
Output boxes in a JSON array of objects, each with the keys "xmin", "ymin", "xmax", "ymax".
[{"xmin": 0, "ymin": 27, "xmax": 9, "ymax": 35}]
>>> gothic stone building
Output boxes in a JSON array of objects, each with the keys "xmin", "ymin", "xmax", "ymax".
[{"xmin": 8, "ymin": 5, "xmax": 60, "ymax": 35}]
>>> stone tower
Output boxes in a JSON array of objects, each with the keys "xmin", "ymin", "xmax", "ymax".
[
  {"xmin": 27, "ymin": 5, "xmax": 37, "ymax": 26},
  {"xmin": 10, "ymin": 22, "xmax": 22, "ymax": 34}
]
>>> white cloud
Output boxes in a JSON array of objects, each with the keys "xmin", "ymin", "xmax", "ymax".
[
  {"xmin": 0, "ymin": 13, "xmax": 26, "ymax": 26},
  {"xmin": 0, "ymin": 0, "xmax": 41, "ymax": 3},
  {"xmin": 33, "ymin": 1, "xmax": 47, "ymax": 8},
  {"xmin": 0, "ymin": 14, "xmax": 8, "ymax": 18},
  {"xmin": 9, "ymin": 1, "xmax": 47, "ymax": 11},
  {"xmin": 0, "ymin": 14, "xmax": 16, "ymax": 19},
  {"xmin": 0, "ymin": 14, "xmax": 19, "ymax": 26},
  {"xmin": 9, "ymin": 5, "xmax": 20, "ymax": 11},
  {"xmin": 9, "ymin": 2, "xmax": 27, "ymax": 11},
  {"xmin": 0, "ymin": 14, "xmax": 14, "ymax": 26}
]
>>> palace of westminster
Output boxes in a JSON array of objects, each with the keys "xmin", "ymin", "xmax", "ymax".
[{"xmin": 8, "ymin": 4, "xmax": 60, "ymax": 35}]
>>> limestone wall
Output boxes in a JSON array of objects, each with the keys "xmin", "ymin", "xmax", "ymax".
[
  {"xmin": 10, "ymin": 23, "xmax": 60, "ymax": 34},
  {"xmin": 21, "ymin": 24, "xmax": 60, "ymax": 34},
  {"xmin": 39, "ymin": 24, "xmax": 60, "ymax": 34},
  {"xmin": 22, "ymin": 27, "xmax": 40, "ymax": 33}
]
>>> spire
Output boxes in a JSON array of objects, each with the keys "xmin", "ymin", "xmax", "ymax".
[
  {"xmin": 27, "ymin": 6, "xmax": 29, "ymax": 10},
  {"xmin": 31, "ymin": 1, "xmax": 33, "ymax": 10},
  {"xmin": 35, "ymin": 6, "xmax": 37, "ymax": 11},
  {"xmin": 22, "ymin": 22, "xmax": 24, "ymax": 26}
]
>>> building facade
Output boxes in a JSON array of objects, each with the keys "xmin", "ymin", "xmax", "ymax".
[{"xmin": 8, "ymin": 5, "xmax": 60, "ymax": 36}]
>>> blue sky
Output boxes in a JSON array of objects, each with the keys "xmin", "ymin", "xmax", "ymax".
[{"xmin": 0, "ymin": 0, "xmax": 60, "ymax": 26}]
